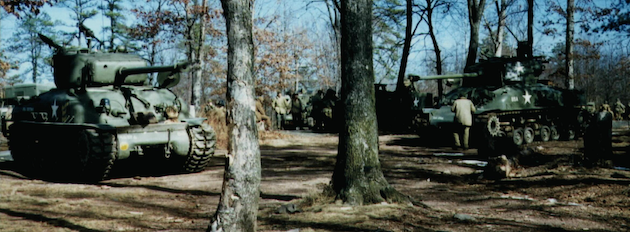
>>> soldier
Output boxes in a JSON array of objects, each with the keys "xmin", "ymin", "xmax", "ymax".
[
  {"xmin": 291, "ymin": 93, "xmax": 303, "ymax": 129},
  {"xmin": 583, "ymin": 104, "xmax": 613, "ymax": 167},
  {"xmin": 452, "ymin": 94, "xmax": 476, "ymax": 150},
  {"xmin": 614, "ymin": 98, "xmax": 625, "ymax": 120},
  {"xmin": 255, "ymin": 96, "xmax": 272, "ymax": 130},
  {"xmin": 272, "ymin": 92, "xmax": 291, "ymax": 130},
  {"xmin": 310, "ymin": 90, "xmax": 324, "ymax": 128}
]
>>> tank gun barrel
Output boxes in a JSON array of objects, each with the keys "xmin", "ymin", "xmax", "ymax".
[
  {"xmin": 115, "ymin": 62, "xmax": 190, "ymax": 86},
  {"xmin": 38, "ymin": 33, "xmax": 63, "ymax": 51},
  {"xmin": 408, "ymin": 73, "xmax": 480, "ymax": 81}
]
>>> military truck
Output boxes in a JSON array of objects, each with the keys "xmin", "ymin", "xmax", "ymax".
[
  {"xmin": 4, "ymin": 34, "xmax": 217, "ymax": 181},
  {"xmin": 415, "ymin": 55, "xmax": 585, "ymax": 146},
  {"xmin": 1, "ymin": 83, "xmax": 56, "ymax": 131}
]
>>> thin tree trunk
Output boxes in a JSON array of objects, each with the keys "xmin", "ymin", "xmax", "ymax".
[
  {"xmin": 566, "ymin": 0, "xmax": 575, "ymax": 89},
  {"xmin": 526, "ymin": 0, "xmax": 533, "ymax": 57},
  {"xmin": 494, "ymin": 0, "xmax": 507, "ymax": 57},
  {"xmin": 395, "ymin": 0, "xmax": 413, "ymax": 93},
  {"xmin": 466, "ymin": 0, "xmax": 486, "ymax": 67},
  {"xmin": 426, "ymin": 0, "xmax": 444, "ymax": 98},
  {"xmin": 208, "ymin": 0, "xmax": 260, "ymax": 231},
  {"xmin": 332, "ymin": 0, "xmax": 409, "ymax": 205}
]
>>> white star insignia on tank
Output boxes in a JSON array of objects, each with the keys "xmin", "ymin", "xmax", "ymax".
[
  {"xmin": 51, "ymin": 100, "xmax": 59, "ymax": 119},
  {"xmin": 523, "ymin": 91, "xmax": 532, "ymax": 104}
]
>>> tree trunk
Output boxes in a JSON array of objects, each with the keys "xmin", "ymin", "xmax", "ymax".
[
  {"xmin": 466, "ymin": 0, "xmax": 486, "ymax": 67},
  {"xmin": 494, "ymin": 0, "xmax": 507, "ymax": 57},
  {"xmin": 526, "ymin": 0, "xmax": 533, "ymax": 57},
  {"xmin": 395, "ymin": 0, "xmax": 413, "ymax": 93},
  {"xmin": 426, "ymin": 0, "xmax": 444, "ymax": 98},
  {"xmin": 332, "ymin": 0, "xmax": 409, "ymax": 205},
  {"xmin": 208, "ymin": 0, "xmax": 261, "ymax": 231},
  {"xmin": 566, "ymin": 0, "xmax": 575, "ymax": 89}
]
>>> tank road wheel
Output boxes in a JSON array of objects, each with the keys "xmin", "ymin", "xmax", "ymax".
[
  {"xmin": 184, "ymin": 124, "xmax": 217, "ymax": 173},
  {"xmin": 75, "ymin": 129, "xmax": 117, "ymax": 182},
  {"xmin": 512, "ymin": 128, "xmax": 524, "ymax": 146},
  {"xmin": 524, "ymin": 127, "xmax": 535, "ymax": 144},
  {"xmin": 540, "ymin": 126, "xmax": 551, "ymax": 142},
  {"xmin": 487, "ymin": 115, "xmax": 501, "ymax": 137},
  {"xmin": 550, "ymin": 126, "xmax": 560, "ymax": 141}
]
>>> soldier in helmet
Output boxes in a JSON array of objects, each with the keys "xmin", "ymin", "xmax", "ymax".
[{"xmin": 452, "ymin": 93, "xmax": 476, "ymax": 150}]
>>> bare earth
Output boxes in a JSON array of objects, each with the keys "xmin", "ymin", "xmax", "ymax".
[{"xmin": 1, "ymin": 130, "xmax": 630, "ymax": 232}]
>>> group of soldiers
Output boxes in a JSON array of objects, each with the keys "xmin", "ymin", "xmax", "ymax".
[{"xmin": 255, "ymin": 89, "xmax": 339, "ymax": 131}]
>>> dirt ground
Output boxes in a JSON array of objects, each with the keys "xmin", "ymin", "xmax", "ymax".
[{"xmin": 1, "ymin": 129, "xmax": 630, "ymax": 232}]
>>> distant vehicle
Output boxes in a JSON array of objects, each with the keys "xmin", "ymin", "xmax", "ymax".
[
  {"xmin": 415, "ymin": 53, "xmax": 585, "ymax": 146},
  {"xmin": 0, "ymin": 83, "xmax": 56, "ymax": 133},
  {"xmin": 3, "ymin": 34, "xmax": 217, "ymax": 181},
  {"xmin": 374, "ymin": 78, "xmax": 434, "ymax": 133}
]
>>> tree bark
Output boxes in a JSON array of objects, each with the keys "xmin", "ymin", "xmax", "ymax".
[
  {"xmin": 466, "ymin": 0, "xmax": 486, "ymax": 67},
  {"xmin": 566, "ymin": 0, "xmax": 575, "ymax": 89},
  {"xmin": 332, "ymin": 0, "xmax": 409, "ymax": 205},
  {"xmin": 208, "ymin": 0, "xmax": 261, "ymax": 231}
]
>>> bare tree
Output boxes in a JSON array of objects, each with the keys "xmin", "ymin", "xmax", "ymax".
[
  {"xmin": 332, "ymin": 0, "xmax": 409, "ymax": 205},
  {"xmin": 208, "ymin": 0, "xmax": 261, "ymax": 231}
]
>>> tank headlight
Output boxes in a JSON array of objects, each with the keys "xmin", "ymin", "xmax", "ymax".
[{"xmin": 120, "ymin": 143, "xmax": 129, "ymax": 151}]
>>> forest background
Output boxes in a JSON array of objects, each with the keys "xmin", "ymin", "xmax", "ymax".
[{"xmin": 0, "ymin": 0, "xmax": 629, "ymax": 109}]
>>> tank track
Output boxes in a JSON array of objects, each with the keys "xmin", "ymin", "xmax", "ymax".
[
  {"xmin": 9, "ymin": 125, "xmax": 117, "ymax": 181},
  {"xmin": 183, "ymin": 123, "xmax": 216, "ymax": 172},
  {"xmin": 477, "ymin": 108, "xmax": 583, "ymax": 146},
  {"xmin": 76, "ymin": 129, "xmax": 117, "ymax": 181}
]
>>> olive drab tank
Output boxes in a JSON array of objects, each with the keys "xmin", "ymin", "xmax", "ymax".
[
  {"xmin": 3, "ymin": 34, "xmax": 217, "ymax": 181},
  {"xmin": 415, "ymin": 54, "xmax": 585, "ymax": 146}
]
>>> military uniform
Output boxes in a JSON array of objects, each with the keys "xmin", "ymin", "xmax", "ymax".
[
  {"xmin": 272, "ymin": 93, "xmax": 291, "ymax": 130},
  {"xmin": 452, "ymin": 96, "xmax": 476, "ymax": 149},
  {"xmin": 291, "ymin": 94, "xmax": 303, "ymax": 129}
]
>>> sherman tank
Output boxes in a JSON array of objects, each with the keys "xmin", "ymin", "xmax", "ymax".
[
  {"xmin": 414, "ymin": 55, "xmax": 585, "ymax": 146},
  {"xmin": 3, "ymin": 34, "xmax": 216, "ymax": 181}
]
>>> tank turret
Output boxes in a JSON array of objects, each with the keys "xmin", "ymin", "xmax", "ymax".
[{"xmin": 4, "ymin": 33, "xmax": 217, "ymax": 182}]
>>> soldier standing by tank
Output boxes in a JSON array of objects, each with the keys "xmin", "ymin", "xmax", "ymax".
[
  {"xmin": 614, "ymin": 98, "xmax": 625, "ymax": 120},
  {"xmin": 291, "ymin": 93, "xmax": 303, "ymax": 129},
  {"xmin": 255, "ymin": 96, "xmax": 272, "ymax": 130},
  {"xmin": 583, "ymin": 104, "xmax": 613, "ymax": 167},
  {"xmin": 272, "ymin": 92, "xmax": 291, "ymax": 130},
  {"xmin": 452, "ymin": 94, "xmax": 476, "ymax": 150}
]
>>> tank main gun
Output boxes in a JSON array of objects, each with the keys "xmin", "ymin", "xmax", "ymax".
[
  {"xmin": 115, "ymin": 62, "xmax": 190, "ymax": 87},
  {"xmin": 38, "ymin": 33, "xmax": 63, "ymax": 51}
]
